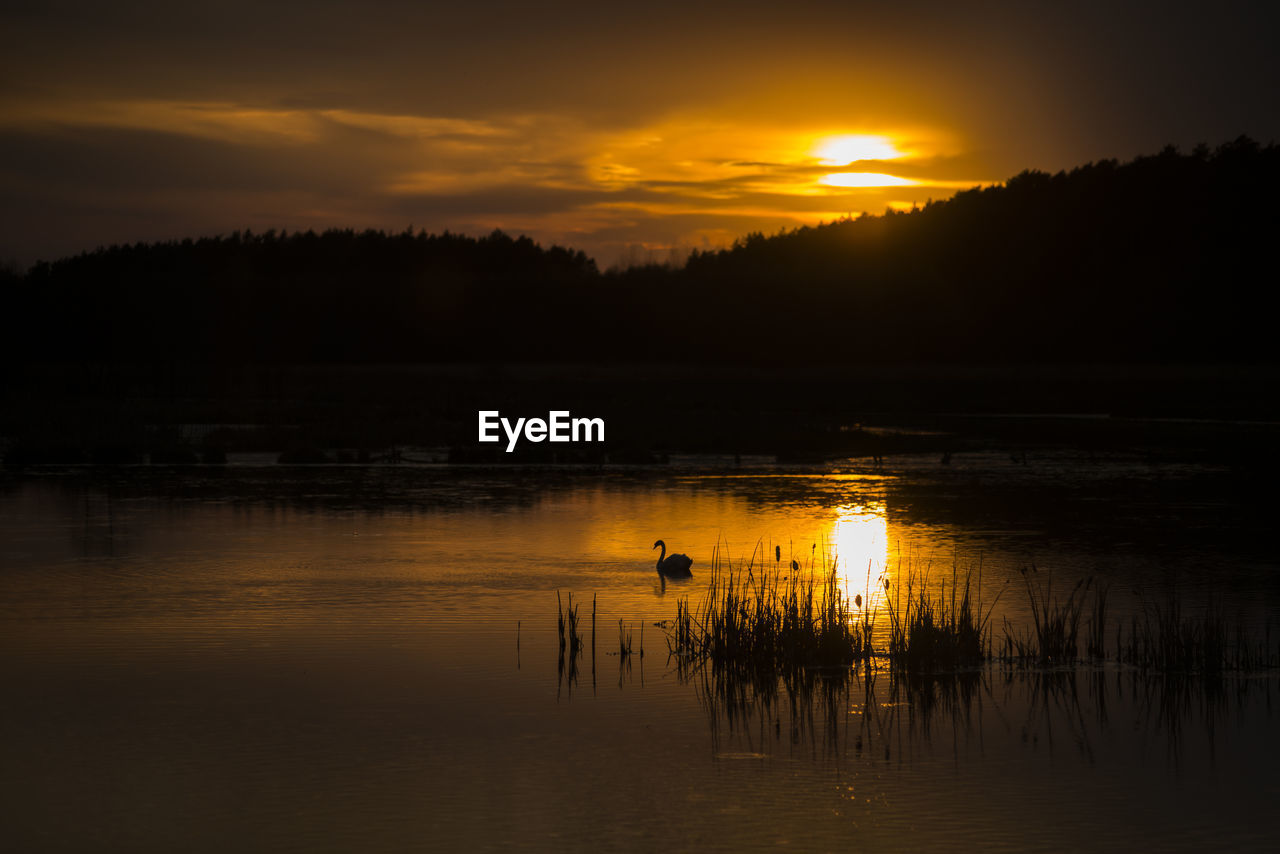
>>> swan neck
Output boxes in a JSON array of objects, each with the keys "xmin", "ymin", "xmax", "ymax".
[{"xmin": 656, "ymin": 542, "xmax": 666, "ymax": 567}]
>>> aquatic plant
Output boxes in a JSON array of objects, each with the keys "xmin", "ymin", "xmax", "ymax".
[
  {"xmin": 666, "ymin": 543, "xmax": 872, "ymax": 674},
  {"xmin": 1001, "ymin": 567, "xmax": 1091, "ymax": 665},
  {"xmin": 1087, "ymin": 582, "xmax": 1110, "ymax": 660},
  {"xmin": 1120, "ymin": 593, "xmax": 1242, "ymax": 674},
  {"xmin": 618, "ymin": 619, "xmax": 633, "ymax": 660},
  {"xmin": 579, "ymin": 546, "xmax": 1277, "ymax": 683},
  {"xmin": 556, "ymin": 591, "xmax": 585, "ymax": 656},
  {"xmin": 885, "ymin": 557, "xmax": 997, "ymax": 670}
]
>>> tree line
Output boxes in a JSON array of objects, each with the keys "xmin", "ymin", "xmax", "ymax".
[{"xmin": 4, "ymin": 137, "xmax": 1277, "ymax": 365}]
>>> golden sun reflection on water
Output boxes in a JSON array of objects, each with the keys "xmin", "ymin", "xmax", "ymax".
[{"xmin": 828, "ymin": 502, "xmax": 891, "ymax": 611}]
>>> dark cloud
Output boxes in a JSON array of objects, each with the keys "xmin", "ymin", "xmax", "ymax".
[{"xmin": 0, "ymin": 127, "xmax": 357, "ymax": 194}]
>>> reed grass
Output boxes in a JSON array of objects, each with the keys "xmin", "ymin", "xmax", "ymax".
[
  {"xmin": 1086, "ymin": 583, "xmax": 1109, "ymax": 660},
  {"xmin": 666, "ymin": 543, "xmax": 872, "ymax": 674},
  {"xmin": 572, "ymin": 544, "xmax": 1278, "ymax": 682},
  {"xmin": 618, "ymin": 619, "xmax": 633, "ymax": 660},
  {"xmin": 1001, "ymin": 567, "xmax": 1091, "ymax": 665},
  {"xmin": 884, "ymin": 557, "xmax": 997, "ymax": 670},
  {"xmin": 997, "ymin": 570, "xmax": 1277, "ymax": 674},
  {"xmin": 1118, "ymin": 594, "xmax": 1249, "ymax": 673},
  {"xmin": 556, "ymin": 591, "xmax": 585, "ymax": 656}
]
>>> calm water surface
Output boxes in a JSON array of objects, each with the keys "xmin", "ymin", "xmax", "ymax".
[{"xmin": 1, "ymin": 455, "xmax": 1277, "ymax": 851}]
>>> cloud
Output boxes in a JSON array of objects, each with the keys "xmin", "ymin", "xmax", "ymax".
[{"xmin": 0, "ymin": 97, "xmax": 1000, "ymax": 266}]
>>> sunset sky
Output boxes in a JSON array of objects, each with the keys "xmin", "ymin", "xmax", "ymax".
[{"xmin": 2, "ymin": 1, "xmax": 1277, "ymax": 268}]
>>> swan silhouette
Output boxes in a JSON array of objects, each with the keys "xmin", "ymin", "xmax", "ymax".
[{"xmin": 653, "ymin": 540, "xmax": 693, "ymax": 577}]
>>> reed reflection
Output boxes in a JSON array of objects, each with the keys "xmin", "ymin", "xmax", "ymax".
[{"xmin": 681, "ymin": 661, "xmax": 1273, "ymax": 772}]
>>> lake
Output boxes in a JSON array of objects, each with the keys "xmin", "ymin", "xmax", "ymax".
[{"xmin": 1, "ymin": 454, "xmax": 1277, "ymax": 851}]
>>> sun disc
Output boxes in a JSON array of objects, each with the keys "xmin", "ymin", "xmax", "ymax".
[{"xmin": 813, "ymin": 135, "xmax": 904, "ymax": 166}]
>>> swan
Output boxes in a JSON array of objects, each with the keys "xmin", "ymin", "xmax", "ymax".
[{"xmin": 653, "ymin": 540, "xmax": 693, "ymax": 577}]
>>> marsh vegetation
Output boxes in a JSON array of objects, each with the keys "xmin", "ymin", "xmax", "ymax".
[{"xmin": 647, "ymin": 545, "xmax": 1278, "ymax": 680}]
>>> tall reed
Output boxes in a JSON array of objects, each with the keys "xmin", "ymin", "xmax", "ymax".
[
  {"xmin": 667, "ymin": 543, "xmax": 872, "ymax": 674},
  {"xmin": 884, "ymin": 556, "xmax": 997, "ymax": 670},
  {"xmin": 1001, "ymin": 567, "xmax": 1091, "ymax": 665}
]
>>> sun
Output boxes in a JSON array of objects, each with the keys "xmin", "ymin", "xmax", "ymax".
[{"xmin": 812, "ymin": 135, "xmax": 904, "ymax": 166}]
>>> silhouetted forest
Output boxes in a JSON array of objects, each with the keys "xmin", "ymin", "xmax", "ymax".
[
  {"xmin": 3, "ymin": 230, "xmax": 599, "ymax": 363},
  {"xmin": 4, "ymin": 138, "xmax": 1277, "ymax": 365}
]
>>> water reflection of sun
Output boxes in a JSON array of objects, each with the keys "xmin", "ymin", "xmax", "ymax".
[{"xmin": 829, "ymin": 503, "xmax": 890, "ymax": 612}]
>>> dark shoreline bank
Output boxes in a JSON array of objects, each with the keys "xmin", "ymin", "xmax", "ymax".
[{"xmin": 5, "ymin": 362, "xmax": 1280, "ymax": 467}]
